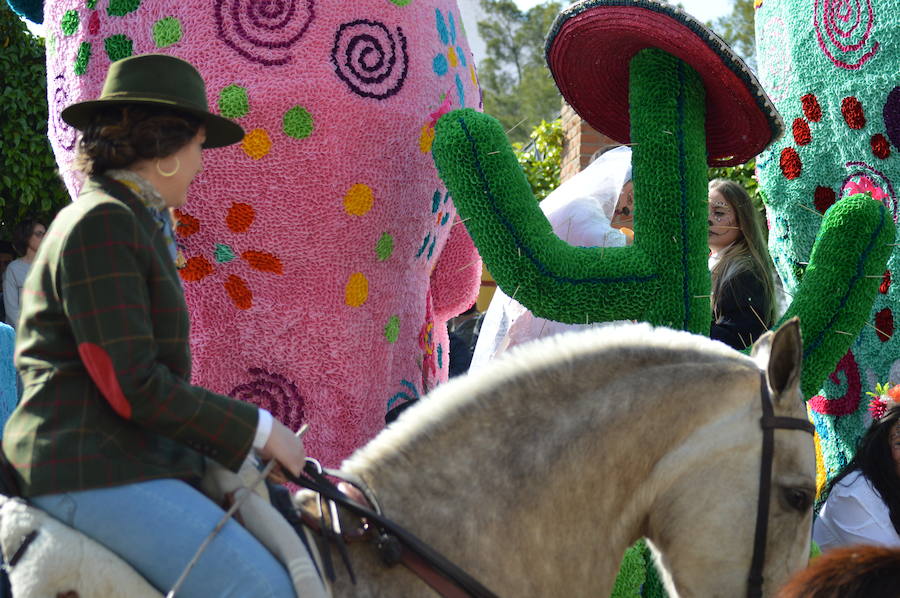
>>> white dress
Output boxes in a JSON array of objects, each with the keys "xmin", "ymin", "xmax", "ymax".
[
  {"xmin": 470, "ymin": 146, "xmax": 631, "ymax": 371},
  {"xmin": 813, "ymin": 471, "xmax": 900, "ymax": 551}
]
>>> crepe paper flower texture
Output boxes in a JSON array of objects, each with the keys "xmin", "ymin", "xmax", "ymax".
[
  {"xmin": 845, "ymin": 176, "xmax": 890, "ymax": 201},
  {"xmin": 866, "ymin": 382, "xmax": 900, "ymax": 419},
  {"xmin": 175, "ymin": 202, "xmax": 283, "ymax": 310}
]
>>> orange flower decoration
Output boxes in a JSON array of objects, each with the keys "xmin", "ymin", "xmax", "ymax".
[{"xmin": 176, "ymin": 202, "xmax": 283, "ymax": 310}]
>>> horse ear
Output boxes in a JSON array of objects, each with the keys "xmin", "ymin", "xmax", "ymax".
[{"xmin": 752, "ymin": 317, "xmax": 802, "ymax": 404}]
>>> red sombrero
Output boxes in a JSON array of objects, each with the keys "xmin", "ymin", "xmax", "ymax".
[{"xmin": 545, "ymin": 0, "xmax": 783, "ymax": 166}]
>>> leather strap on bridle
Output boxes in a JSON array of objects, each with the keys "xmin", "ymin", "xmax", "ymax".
[
  {"xmin": 747, "ymin": 371, "xmax": 815, "ymax": 598},
  {"xmin": 288, "ymin": 463, "xmax": 500, "ymax": 598}
]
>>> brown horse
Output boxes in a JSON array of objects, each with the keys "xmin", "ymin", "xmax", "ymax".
[{"xmin": 2, "ymin": 322, "xmax": 815, "ymax": 597}]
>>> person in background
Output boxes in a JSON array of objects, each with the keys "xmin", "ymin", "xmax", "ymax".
[
  {"xmin": 813, "ymin": 404, "xmax": 900, "ymax": 551},
  {"xmin": 447, "ymin": 305, "xmax": 484, "ymax": 378},
  {"xmin": 3, "ymin": 221, "xmax": 45, "ymax": 328},
  {"xmin": 707, "ymin": 179, "xmax": 776, "ymax": 350},
  {"xmin": 2, "ymin": 54, "xmax": 307, "ymax": 598},
  {"xmin": 0, "ymin": 241, "xmax": 14, "ymax": 326},
  {"xmin": 470, "ymin": 145, "xmax": 634, "ymax": 370}
]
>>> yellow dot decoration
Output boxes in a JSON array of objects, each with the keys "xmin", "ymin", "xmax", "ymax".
[
  {"xmin": 242, "ymin": 128, "xmax": 271, "ymax": 160},
  {"xmin": 470, "ymin": 64, "xmax": 478, "ymax": 87},
  {"xmin": 447, "ymin": 46, "xmax": 458, "ymax": 68},
  {"xmin": 343, "ymin": 184, "xmax": 374, "ymax": 216},
  {"xmin": 345, "ymin": 272, "xmax": 369, "ymax": 307},
  {"xmin": 814, "ymin": 430, "xmax": 827, "ymax": 498},
  {"xmin": 419, "ymin": 124, "xmax": 435, "ymax": 154}
]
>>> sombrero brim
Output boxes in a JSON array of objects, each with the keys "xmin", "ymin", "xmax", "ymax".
[
  {"xmin": 60, "ymin": 97, "xmax": 245, "ymax": 149},
  {"xmin": 546, "ymin": 0, "xmax": 783, "ymax": 166}
]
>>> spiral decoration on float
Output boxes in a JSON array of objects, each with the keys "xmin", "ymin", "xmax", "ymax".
[
  {"xmin": 331, "ymin": 19, "xmax": 409, "ymax": 100},
  {"xmin": 51, "ymin": 75, "xmax": 78, "ymax": 152},
  {"xmin": 229, "ymin": 367, "xmax": 305, "ymax": 429},
  {"xmin": 813, "ymin": 0, "xmax": 880, "ymax": 70},
  {"xmin": 214, "ymin": 0, "xmax": 316, "ymax": 66}
]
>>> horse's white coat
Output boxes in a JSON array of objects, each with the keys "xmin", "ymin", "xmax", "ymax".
[
  {"xmin": 327, "ymin": 322, "xmax": 815, "ymax": 597},
  {"xmin": 0, "ymin": 323, "xmax": 815, "ymax": 598}
]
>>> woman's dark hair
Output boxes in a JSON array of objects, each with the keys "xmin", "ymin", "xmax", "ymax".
[
  {"xmin": 823, "ymin": 405, "xmax": 900, "ymax": 535},
  {"xmin": 12, "ymin": 220, "xmax": 43, "ymax": 257},
  {"xmin": 74, "ymin": 105, "xmax": 203, "ymax": 176},
  {"xmin": 776, "ymin": 545, "xmax": 900, "ymax": 598}
]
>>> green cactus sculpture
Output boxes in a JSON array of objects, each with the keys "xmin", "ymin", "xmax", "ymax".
[
  {"xmin": 433, "ymin": 1, "xmax": 895, "ymax": 596},
  {"xmin": 434, "ymin": 49, "xmax": 709, "ymax": 333}
]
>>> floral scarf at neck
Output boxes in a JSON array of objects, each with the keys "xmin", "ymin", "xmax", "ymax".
[{"xmin": 105, "ymin": 169, "xmax": 184, "ymax": 269}]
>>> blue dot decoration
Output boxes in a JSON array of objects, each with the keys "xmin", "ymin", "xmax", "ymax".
[
  {"xmin": 431, "ymin": 190, "xmax": 441, "ymax": 213},
  {"xmin": 435, "ymin": 9, "xmax": 449, "ymax": 45},
  {"xmin": 449, "ymin": 11, "xmax": 457, "ymax": 45},
  {"xmin": 456, "ymin": 46, "xmax": 467, "ymax": 67},
  {"xmin": 433, "ymin": 53, "xmax": 448, "ymax": 77},
  {"xmin": 455, "ymin": 73, "xmax": 465, "ymax": 107}
]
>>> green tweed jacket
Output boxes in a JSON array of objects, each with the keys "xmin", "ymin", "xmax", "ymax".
[{"xmin": 2, "ymin": 175, "xmax": 258, "ymax": 497}]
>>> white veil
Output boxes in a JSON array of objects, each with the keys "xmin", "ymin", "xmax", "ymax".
[{"xmin": 470, "ymin": 146, "xmax": 633, "ymax": 371}]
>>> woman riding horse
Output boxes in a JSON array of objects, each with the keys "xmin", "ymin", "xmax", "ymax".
[{"xmin": 1, "ymin": 54, "xmax": 306, "ymax": 598}]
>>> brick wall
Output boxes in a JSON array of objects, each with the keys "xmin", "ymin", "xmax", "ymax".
[{"xmin": 560, "ymin": 101, "xmax": 615, "ymax": 183}]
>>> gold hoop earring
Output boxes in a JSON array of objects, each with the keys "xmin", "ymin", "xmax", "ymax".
[{"xmin": 156, "ymin": 157, "xmax": 180, "ymax": 178}]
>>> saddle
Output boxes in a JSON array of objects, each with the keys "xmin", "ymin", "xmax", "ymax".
[{"xmin": 0, "ymin": 456, "xmax": 330, "ymax": 598}]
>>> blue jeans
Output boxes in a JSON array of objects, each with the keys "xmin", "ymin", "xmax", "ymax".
[{"xmin": 33, "ymin": 479, "xmax": 295, "ymax": 598}]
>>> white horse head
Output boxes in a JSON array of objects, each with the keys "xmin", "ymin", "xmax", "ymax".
[
  {"xmin": 332, "ymin": 320, "xmax": 815, "ymax": 597},
  {"xmin": 643, "ymin": 319, "xmax": 815, "ymax": 596}
]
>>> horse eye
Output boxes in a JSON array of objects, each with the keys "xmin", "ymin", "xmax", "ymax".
[{"xmin": 782, "ymin": 487, "xmax": 812, "ymax": 512}]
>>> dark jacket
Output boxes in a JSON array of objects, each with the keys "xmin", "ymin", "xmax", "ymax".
[
  {"xmin": 2, "ymin": 175, "xmax": 257, "ymax": 497},
  {"xmin": 710, "ymin": 268, "xmax": 770, "ymax": 350}
]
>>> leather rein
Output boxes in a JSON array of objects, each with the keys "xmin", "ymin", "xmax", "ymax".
[
  {"xmin": 287, "ymin": 462, "xmax": 499, "ymax": 598},
  {"xmin": 747, "ymin": 371, "xmax": 815, "ymax": 598},
  {"xmin": 289, "ymin": 369, "xmax": 814, "ymax": 598}
]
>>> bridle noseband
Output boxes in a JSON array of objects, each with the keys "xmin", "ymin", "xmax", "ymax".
[{"xmin": 747, "ymin": 371, "xmax": 815, "ymax": 598}]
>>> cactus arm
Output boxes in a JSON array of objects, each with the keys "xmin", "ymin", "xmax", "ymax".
[
  {"xmin": 772, "ymin": 196, "xmax": 895, "ymax": 398},
  {"xmin": 432, "ymin": 49, "xmax": 711, "ymax": 333}
]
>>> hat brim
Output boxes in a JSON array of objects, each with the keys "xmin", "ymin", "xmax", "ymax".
[
  {"xmin": 60, "ymin": 97, "xmax": 245, "ymax": 149},
  {"xmin": 546, "ymin": 0, "xmax": 783, "ymax": 166}
]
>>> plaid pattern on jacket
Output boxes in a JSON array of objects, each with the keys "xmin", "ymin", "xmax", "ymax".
[{"xmin": 2, "ymin": 175, "xmax": 258, "ymax": 497}]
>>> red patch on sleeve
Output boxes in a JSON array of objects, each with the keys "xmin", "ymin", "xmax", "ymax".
[{"xmin": 77, "ymin": 342, "xmax": 132, "ymax": 419}]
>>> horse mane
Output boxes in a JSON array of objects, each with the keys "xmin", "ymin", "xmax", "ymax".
[
  {"xmin": 777, "ymin": 545, "xmax": 900, "ymax": 598},
  {"xmin": 343, "ymin": 323, "xmax": 753, "ymax": 473}
]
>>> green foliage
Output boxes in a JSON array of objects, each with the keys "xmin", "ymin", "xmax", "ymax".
[
  {"xmin": 710, "ymin": 0, "xmax": 756, "ymax": 71},
  {"xmin": 512, "ymin": 118, "xmax": 562, "ymax": 201},
  {"xmin": 0, "ymin": 7, "xmax": 70, "ymax": 238},
  {"xmin": 477, "ymin": 0, "xmax": 563, "ymax": 144},
  {"xmin": 709, "ymin": 159, "xmax": 762, "ymax": 208}
]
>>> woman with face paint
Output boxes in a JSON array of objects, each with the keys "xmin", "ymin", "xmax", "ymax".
[{"xmin": 707, "ymin": 179, "xmax": 776, "ymax": 350}]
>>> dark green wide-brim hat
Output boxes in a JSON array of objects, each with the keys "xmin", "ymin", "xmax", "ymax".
[{"xmin": 60, "ymin": 54, "xmax": 245, "ymax": 149}]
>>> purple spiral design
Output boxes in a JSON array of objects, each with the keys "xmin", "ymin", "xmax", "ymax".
[
  {"xmin": 51, "ymin": 75, "xmax": 78, "ymax": 152},
  {"xmin": 229, "ymin": 367, "xmax": 305, "ymax": 429},
  {"xmin": 814, "ymin": 0, "xmax": 879, "ymax": 70},
  {"xmin": 331, "ymin": 20, "xmax": 408, "ymax": 100},
  {"xmin": 214, "ymin": 0, "xmax": 315, "ymax": 66}
]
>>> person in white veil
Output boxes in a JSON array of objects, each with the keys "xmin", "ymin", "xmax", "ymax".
[{"xmin": 469, "ymin": 145, "xmax": 634, "ymax": 371}]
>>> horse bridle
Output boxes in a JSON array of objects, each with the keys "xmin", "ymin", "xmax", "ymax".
[
  {"xmin": 747, "ymin": 371, "xmax": 815, "ymax": 598},
  {"xmin": 291, "ymin": 370, "xmax": 814, "ymax": 598}
]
